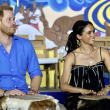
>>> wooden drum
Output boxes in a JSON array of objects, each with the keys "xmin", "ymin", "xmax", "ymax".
[
  {"xmin": 0, "ymin": 94, "xmax": 60, "ymax": 110},
  {"xmin": 79, "ymin": 95, "xmax": 110, "ymax": 100},
  {"xmin": 77, "ymin": 95, "xmax": 110, "ymax": 110}
]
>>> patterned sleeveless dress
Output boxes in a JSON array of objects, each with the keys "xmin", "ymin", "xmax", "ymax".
[{"xmin": 64, "ymin": 47, "xmax": 105, "ymax": 109}]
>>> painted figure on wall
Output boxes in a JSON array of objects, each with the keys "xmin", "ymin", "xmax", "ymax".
[
  {"xmin": 15, "ymin": 0, "xmax": 43, "ymax": 35},
  {"xmin": 27, "ymin": 0, "xmax": 41, "ymax": 30},
  {"xmin": 40, "ymin": 5, "xmax": 83, "ymax": 46},
  {"xmin": 14, "ymin": 4, "xmax": 30, "ymax": 28}
]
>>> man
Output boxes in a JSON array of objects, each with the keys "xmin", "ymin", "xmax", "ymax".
[{"xmin": 0, "ymin": 5, "xmax": 42, "ymax": 96}]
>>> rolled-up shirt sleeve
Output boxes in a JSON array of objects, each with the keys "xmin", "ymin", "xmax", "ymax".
[{"xmin": 27, "ymin": 40, "xmax": 42, "ymax": 79}]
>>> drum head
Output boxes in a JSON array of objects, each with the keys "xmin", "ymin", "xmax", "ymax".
[
  {"xmin": 79, "ymin": 95, "xmax": 110, "ymax": 100},
  {"xmin": 9, "ymin": 94, "xmax": 54, "ymax": 101}
]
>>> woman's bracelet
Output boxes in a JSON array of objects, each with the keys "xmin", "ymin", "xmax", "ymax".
[{"xmin": 3, "ymin": 90, "xmax": 7, "ymax": 96}]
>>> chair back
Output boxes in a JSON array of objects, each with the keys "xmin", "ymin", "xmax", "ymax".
[
  {"xmin": 15, "ymin": 35, "xmax": 47, "ymax": 58},
  {"xmin": 95, "ymin": 36, "xmax": 110, "ymax": 48}
]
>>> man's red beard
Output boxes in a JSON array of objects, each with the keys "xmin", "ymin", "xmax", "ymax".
[{"xmin": 1, "ymin": 24, "xmax": 16, "ymax": 36}]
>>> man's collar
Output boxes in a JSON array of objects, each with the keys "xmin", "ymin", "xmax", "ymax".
[{"xmin": 13, "ymin": 35, "xmax": 19, "ymax": 40}]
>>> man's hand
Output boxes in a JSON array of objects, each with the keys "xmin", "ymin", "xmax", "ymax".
[
  {"xmin": 27, "ymin": 88, "xmax": 39, "ymax": 95},
  {"xmin": 5, "ymin": 89, "xmax": 26, "ymax": 96},
  {"xmin": 28, "ymin": 76, "xmax": 41, "ymax": 95}
]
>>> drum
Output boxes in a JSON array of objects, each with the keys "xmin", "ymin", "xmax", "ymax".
[
  {"xmin": 0, "ymin": 94, "xmax": 60, "ymax": 110},
  {"xmin": 79, "ymin": 95, "xmax": 110, "ymax": 100},
  {"xmin": 77, "ymin": 95, "xmax": 110, "ymax": 110}
]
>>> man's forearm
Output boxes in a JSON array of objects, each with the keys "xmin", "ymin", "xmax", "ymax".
[{"xmin": 31, "ymin": 75, "xmax": 42, "ymax": 92}]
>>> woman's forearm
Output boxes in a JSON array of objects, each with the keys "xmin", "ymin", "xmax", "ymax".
[
  {"xmin": 60, "ymin": 82, "xmax": 82, "ymax": 93},
  {"xmin": 103, "ymin": 85, "xmax": 110, "ymax": 93}
]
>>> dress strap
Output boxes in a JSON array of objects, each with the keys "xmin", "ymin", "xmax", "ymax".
[
  {"xmin": 100, "ymin": 47, "xmax": 102, "ymax": 61},
  {"xmin": 72, "ymin": 52, "xmax": 76, "ymax": 65}
]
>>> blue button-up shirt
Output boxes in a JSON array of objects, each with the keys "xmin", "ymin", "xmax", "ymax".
[{"xmin": 0, "ymin": 35, "xmax": 42, "ymax": 93}]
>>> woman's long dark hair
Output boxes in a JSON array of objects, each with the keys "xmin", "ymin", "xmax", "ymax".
[{"xmin": 66, "ymin": 20, "xmax": 94, "ymax": 54}]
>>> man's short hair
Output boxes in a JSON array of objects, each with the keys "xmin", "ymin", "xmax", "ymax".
[{"xmin": 0, "ymin": 5, "xmax": 13, "ymax": 21}]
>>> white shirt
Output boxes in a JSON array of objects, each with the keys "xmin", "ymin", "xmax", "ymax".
[
  {"xmin": 29, "ymin": 9, "xmax": 41, "ymax": 24},
  {"xmin": 15, "ymin": 12, "xmax": 25, "ymax": 25}
]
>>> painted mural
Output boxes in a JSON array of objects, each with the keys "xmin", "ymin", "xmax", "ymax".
[
  {"xmin": 0, "ymin": 0, "xmax": 110, "ymax": 48},
  {"xmin": 84, "ymin": 0, "xmax": 110, "ymax": 37}
]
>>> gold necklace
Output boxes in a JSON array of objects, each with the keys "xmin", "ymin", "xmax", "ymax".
[
  {"xmin": 80, "ymin": 47, "xmax": 94, "ymax": 55},
  {"xmin": 80, "ymin": 47, "xmax": 94, "ymax": 64},
  {"xmin": 90, "ymin": 60, "xmax": 93, "ymax": 64}
]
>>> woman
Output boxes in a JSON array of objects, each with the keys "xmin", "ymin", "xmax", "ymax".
[{"xmin": 60, "ymin": 20, "xmax": 110, "ymax": 110}]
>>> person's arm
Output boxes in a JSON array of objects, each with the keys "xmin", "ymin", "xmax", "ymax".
[
  {"xmin": 29, "ymin": 9, "xmax": 41, "ymax": 24},
  {"xmin": 97, "ymin": 48, "xmax": 110, "ymax": 95},
  {"xmin": 39, "ymin": 6, "xmax": 49, "ymax": 29},
  {"xmin": 20, "ymin": 8, "xmax": 30, "ymax": 24},
  {"xmin": 104, "ymin": 21, "xmax": 110, "ymax": 36},
  {"xmin": 26, "ymin": 41, "xmax": 42, "ymax": 95},
  {"xmin": 27, "ymin": 75, "xmax": 42, "ymax": 94},
  {"xmin": 0, "ymin": 89, "xmax": 26, "ymax": 96},
  {"xmin": 60, "ymin": 52, "xmax": 96, "ymax": 95}
]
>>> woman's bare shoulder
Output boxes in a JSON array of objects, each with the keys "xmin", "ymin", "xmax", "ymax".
[
  {"xmin": 65, "ymin": 48, "xmax": 80, "ymax": 58},
  {"xmin": 93, "ymin": 46, "xmax": 109, "ymax": 53},
  {"xmin": 65, "ymin": 52, "xmax": 75, "ymax": 60},
  {"xmin": 101, "ymin": 47, "xmax": 109, "ymax": 55},
  {"xmin": 65, "ymin": 49, "xmax": 80, "ymax": 65}
]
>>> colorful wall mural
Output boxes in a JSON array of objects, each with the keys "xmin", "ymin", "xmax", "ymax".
[
  {"xmin": 0, "ymin": 0, "xmax": 110, "ymax": 48},
  {"xmin": 84, "ymin": 0, "xmax": 110, "ymax": 37}
]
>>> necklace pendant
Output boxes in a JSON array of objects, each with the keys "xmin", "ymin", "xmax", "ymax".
[{"xmin": 90, "ymin": 61, "xmax": 92, "ymax": 63}]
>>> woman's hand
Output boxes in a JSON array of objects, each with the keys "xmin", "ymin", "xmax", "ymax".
[
  {"xmin": 97, "ymin": 87, "xmax": 110, "ymax": 96},
  {"xmin": 79, "ymin": 88, "xmax": 96, "ymax": 95}
]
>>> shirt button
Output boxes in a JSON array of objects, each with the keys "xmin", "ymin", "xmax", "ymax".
[
  {"xmin": 13, "ymin": 78, "xmax": 15, "ymax": 79},
  {"xmin": 0, "ymin": 44, "xmax": 1, "ymax": 45},
  {"xmin": 15, "ymin": 86, "xmax": 16, "ymax": 87},
  {"xmin": 10, "ymin": 59, "xmax": 11, "ymax": 61},
  {"xmin": 11, "ymin": 69, "xmax": 13, "ymax": 71}
]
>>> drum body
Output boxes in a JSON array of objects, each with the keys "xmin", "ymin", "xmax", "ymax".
[
  {"xmin": 0, "ymin": 94, "xmax": 60, "ymax": 110},
  {"xmin": 64, "ymin": 95, "xmax": 110, "ymax": 110}
]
